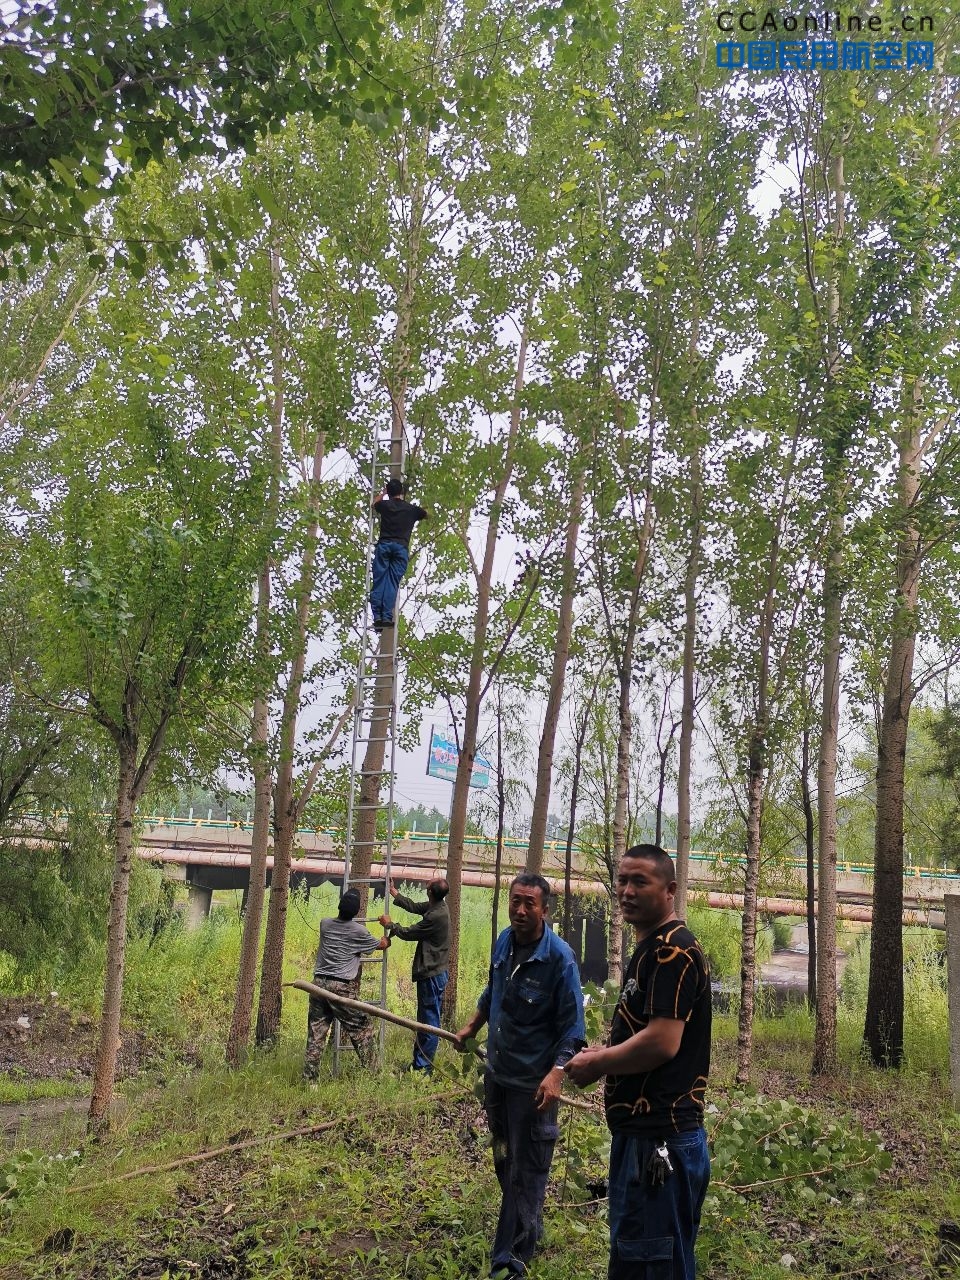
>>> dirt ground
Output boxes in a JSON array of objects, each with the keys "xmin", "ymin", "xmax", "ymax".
[
  {"xmin": 0, "ymin": 996, "xmax": 150, "ymax": 1083},
  {"xmin": 0, "ymin": 996, "xmax": 152, "ymax": 1142}
]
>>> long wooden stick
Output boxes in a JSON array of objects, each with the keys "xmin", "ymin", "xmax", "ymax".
[
  {"xmin": 68, "ymin": 1121, "xmax": 336, "ymax": 1193},
  {"xmin": 291, "ymin": 979, "xmax": 468, "ymax": 1044},
  {"xmin": 288, "ymin": 980, "xmax": 597, "ymax": 1112}
]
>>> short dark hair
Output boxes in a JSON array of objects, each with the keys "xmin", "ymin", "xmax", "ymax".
[
  {"xmin": 509, "ymin": 872, "xmax": 552, "ymax": 908},
  {"xmin": 338, "ymin": 888, "xmax": 361, "ymax": 919},
  {"xmin": 622, "ymin": 844, "xmax": 676, "ymax": 885},
  {"xmin": 386, "ymin": 477, "xmax": 405, "ymax": 497},
  {"xmin": 429, "ymin": 878, "xmax": 449, "ymax": 900}
]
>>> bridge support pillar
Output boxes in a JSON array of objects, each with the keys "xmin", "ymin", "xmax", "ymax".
[
  {"xmin": 947, "ymin": 894, "xmax": 960, "ymax": 1109},
  {"xmin": 186, "ymin": 883, "xmax": 213, "ymax": 930}
]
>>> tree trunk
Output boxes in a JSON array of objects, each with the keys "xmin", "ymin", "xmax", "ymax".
[
  {"xmin": 863, "ymin": 76, "xmax": 945, "ymax": 1064},
  {"xmin": 736, "ymin": 734, "xmax": 764, "ymax": 1084},
  {"xmin": 561, "ymin": 678, "xmax": 597, "ymax": 942},
  {"xmin": 492, "ymin": 694, "xmax": 506, "ymax": 959},
  {"xmin": 653, "ymin": 710, "xmax": 677, "ymax": 849},
  {"xmin": 608, "ymin": 625, "xmax": 636, "ymax": 990},
  {"xmin": 526, "ymin": 465, "xmax": 585, "ymax": 874},
  {"xmin": 251, "ymin": 240, "xmax": 290, "ymax": 1047},
  {"xmin": 443, "ymin": 309, "xmax": 530, "ymax": 1025},
  {"xmin": 812, "ymin": 146, "xmax": 847, "ymax": 1077},
  {"xmin": 864, "ymin": 399, "xmax": 922, "ymax": 1066},
  {"xmin": 675, "ymin": 437, "xmax": 701, "ymax": 918},
  {"xmin": 733, "ymin": 413, "xmax": 798, "ymax": 1081},
  {"xmin": 813, "ymin": 540, "xmax": 841, "ymax": 1072},
  {"xmin": 605, "ymin": 499, "xmax": 653, "ymax": 988},
  {"xmin": 865, "ymin": 661, "xmax": 912, "ymax": 1066},
  {"xmin": 253, "ymin": 430, "xmax": 327, "ymax": 1046},
  {"xmin": 226, "ymin": 679, "xmax": 271, "ymax": 1064},
  {"xmin": 347, "ymin": 144, "xmax": 425, "ymax": 905},
  {"xmin": 88, "ymin": 746, "xmax": 138, "ymax": 1134},
  {"xmin": 800, "ymin": 718, "xmax": 817, "ymax": 1012}
]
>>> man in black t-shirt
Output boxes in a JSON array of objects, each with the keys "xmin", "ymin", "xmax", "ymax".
[
  {"xmin": 369, "ymin": 477, "xmax": 428, "ymax": 630},
  {"xmin": 566, "ymin": 845, "xmax": 711, "ymax": 1280}
]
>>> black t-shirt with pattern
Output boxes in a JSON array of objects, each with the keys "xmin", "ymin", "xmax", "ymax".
[{"xmin": 604, "ymin": 920, "xmax": 711, "ymax": 1135}]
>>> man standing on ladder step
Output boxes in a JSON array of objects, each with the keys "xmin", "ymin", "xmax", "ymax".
[
  {"xmin": 303, "ymin": 888, "xmax": 390, "ymax": 1078},
  {"xmin": 381, "ymin": 876, "xmax": 450, "ymax": 1075},
  {"xmin": 370, "ymin": 477, "xmax": 428, "ymax": 631}
]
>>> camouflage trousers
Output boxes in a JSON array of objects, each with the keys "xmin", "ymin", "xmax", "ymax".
[{"xmin": 303, "ymin": 975, "xmax": 376, "ymax": 1077}]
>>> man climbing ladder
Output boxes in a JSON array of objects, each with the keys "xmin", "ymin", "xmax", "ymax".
[{"xmin": 369, "ymin": 478, "xmax": 428, "ymax": 631}]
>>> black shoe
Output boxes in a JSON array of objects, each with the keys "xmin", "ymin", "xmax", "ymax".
[
  {"xmin": 380, "ymin": 616, "xmax": 395, "ymax": 627},
  {"xmin": 372, "ymin": 618, "xmax": 385, "ymax": 632}
]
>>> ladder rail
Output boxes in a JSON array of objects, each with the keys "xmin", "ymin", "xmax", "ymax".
[{"xmin": 334, "ymin": 426, "xmax": 404, "ymax": 1073}]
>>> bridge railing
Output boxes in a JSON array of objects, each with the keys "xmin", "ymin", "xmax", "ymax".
[{"xmin": 24, "ymin": 812, "xmax": 960, "ymax": 884}]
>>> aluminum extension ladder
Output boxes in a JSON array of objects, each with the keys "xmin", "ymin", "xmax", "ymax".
[{"xmin": 333, "ymin": 427, "xmax": 404, "ymax": 1071}]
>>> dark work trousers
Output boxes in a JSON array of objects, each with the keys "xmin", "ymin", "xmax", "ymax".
[
  {"xmin": 607, "ymin": 1128, "xmax": 710, "ymax": 1280},
  {"xmin": 369, "ymin": 540, "xmax": 409, "ymax": 623},
  {"xmin": 484, "ymin": 1073, "xmax": 560, "ymax": 1277},
  {"xmin": 412, "ymin": 971, "xmax": 448, "ymax": 1072}
]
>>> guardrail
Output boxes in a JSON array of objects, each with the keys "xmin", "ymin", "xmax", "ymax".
[{"xmin": 20, "ymin": 812, "xmax": 960, "ymax": 883}]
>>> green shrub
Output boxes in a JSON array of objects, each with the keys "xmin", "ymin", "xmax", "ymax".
[
  {"xmin": 0, "ymin": 1148, "xmax": 81, "ymax": 1218},
  {"xmin": 770, "ymin": 915, "xmax": 797, "ymax": 951},
  {"xmin": 706, "ymin": 1090, "xmax": 891, "ymax": 1205}
]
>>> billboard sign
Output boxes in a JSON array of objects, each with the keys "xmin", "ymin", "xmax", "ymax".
[{"xmin": 427, "ymin": 726, "xmax": 491, "ymax": 790}]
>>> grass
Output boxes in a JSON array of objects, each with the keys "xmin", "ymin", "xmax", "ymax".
[
  {"xmin": 0, "ymin": 1078, "xmax": 87, "ymax": 1106},
  {"xmin": 2, "ymin": 1015, "xmax": 957, "ymax": 1279},
  {"xmin": 0, "ymin": 890, "xmax": 957, "ymax": 1278}
]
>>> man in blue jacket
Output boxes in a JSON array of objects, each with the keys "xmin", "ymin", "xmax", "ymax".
[{"xmin": 454, "ymin": 874, "xmax": 585, "ymax": 1280}]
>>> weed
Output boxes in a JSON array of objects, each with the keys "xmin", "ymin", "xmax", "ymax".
[
  {"xmin": 0, "ymin": 1078, "xmax": 87, "ymax": 1105},
  {"xmin": 0, "ymin": 1147, "xmax": 81, "ymax": 1218}
]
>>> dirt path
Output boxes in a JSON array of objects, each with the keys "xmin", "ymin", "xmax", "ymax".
[
  {"xmin": 0, "ymin": 1095, "xmax": 89, "ymax": 1141},
  {"xmin": 759, "ymin": 925, "xmax": 849, "ymax": 994}
]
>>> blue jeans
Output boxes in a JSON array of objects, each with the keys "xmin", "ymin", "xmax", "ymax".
[
  {"xmin": 607, "ymin": 1128, "xmax": 710, "ymax": 1280},
  {"xmin": 484, "ymin": 1074, "xmax": 560, "ymax": 1276},
  {"xmin": 369, "ymin": 540, "xmax": 409, "ymax": 622},
  {"xmin": 412, "ymin": 971, "xmax": 447, "ymax": 1071}
]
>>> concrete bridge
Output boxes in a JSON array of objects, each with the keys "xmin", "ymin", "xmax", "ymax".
[{"xmin": 136, "ymin": 816, "xmax": 958, "ymax": 931}]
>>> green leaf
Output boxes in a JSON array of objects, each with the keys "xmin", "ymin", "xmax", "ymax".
[{"xmin": 49, "ymin": 157, "xmax": 78, "ymax": 189}]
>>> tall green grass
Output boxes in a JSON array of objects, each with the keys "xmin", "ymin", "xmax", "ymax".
[
  {"xmin": 50, "ymin": 881, "xmax": 507, "ymax": 1059},
  {"xmin": 838, "ymin": 926, "xmax": 949, "ymax": 1075},
  {"xmin": 686, "ymin": 904, "xmax": 773, "ymax": 982},
  {"xmin": 33, "ymin": 884, "xmax": 954, "ymax": 1081}
]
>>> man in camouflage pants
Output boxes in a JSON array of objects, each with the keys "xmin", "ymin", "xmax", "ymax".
[{"xmin": 304, "ymin": 888, "xmax": 389, "ymax": 1076}]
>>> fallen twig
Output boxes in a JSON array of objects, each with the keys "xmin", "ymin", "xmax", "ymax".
[
  {"xmin": 712, "ymin": 1152, "xmax": 878, "ymax": 1194},
  {"xmin": 69, "ymin": 1121, "xmax": 336, "ymax": 1193}
]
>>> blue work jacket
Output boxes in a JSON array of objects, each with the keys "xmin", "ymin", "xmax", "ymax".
[{"xmin": 477, "ymin": 924, "xmax": 586, "ymax": 1092}]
